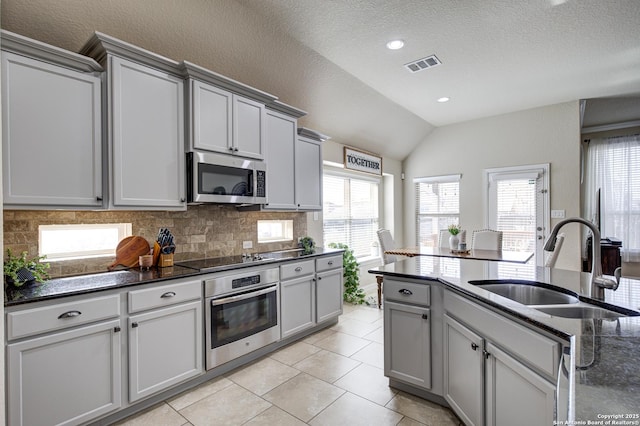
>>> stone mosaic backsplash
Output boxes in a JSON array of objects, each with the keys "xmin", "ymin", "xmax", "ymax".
[{"xmin": 3, "ymin": 205, "xmax": 307, "ymax": 278}]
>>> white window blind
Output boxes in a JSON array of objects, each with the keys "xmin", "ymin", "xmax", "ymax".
[
  {"xmin": 323, "ymin": 172, "xmax": 379, "ymax": 258},
  {"xmin": 415, "ymin": 176, "xmax": 460, "ymax": 247},
  {"xmin": 585, "ymin": 135, "xmax": 640, "ymax": 253}
]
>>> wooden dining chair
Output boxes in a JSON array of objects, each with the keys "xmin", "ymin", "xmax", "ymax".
[
  {"xmin": 471, "ymin": 229, "xmax": 503, "ymax": 251},
  {"xmin": 544, "ymin": 232, "xmax": 565, "ymax": 267},
  {"xmin": 376, "ymin": 229, "xmax": 398, "ymax": 309}
]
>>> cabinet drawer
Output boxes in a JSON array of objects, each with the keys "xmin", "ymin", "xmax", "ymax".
[
  {"xmin": 280, "ymin": 260, "xmax": 315, "ymax": 280},
  {"xmin": 129, "ymin": 280, "xmax": 201, "ymax": 313},
  {"xmin": 7, "ymin": 294, "xmax": 120, "ymax": 340},
  {"xmin": 444, "ymin": 291, "xmax": 560, "ymax": 379},
  {"xmin": 316, "ymin": 255, "xmax": 343, "ymax": 272},
  {"xmin": 384, "ymin": 279, "xmax": 430, "ymax": 306}
]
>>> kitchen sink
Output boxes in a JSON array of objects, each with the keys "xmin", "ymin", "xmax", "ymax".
[
  {"xmin": 469, "ymin": 281, "xmax": 579, "ymax": 305},
  {"xmin": 534, "ymin": 304, "xmax": 640, "ymax": 319}
]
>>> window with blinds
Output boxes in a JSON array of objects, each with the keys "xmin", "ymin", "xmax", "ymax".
[
  {"xmin": 415, "ymin": 175, "xmax": 460, "ymax": 247},
  {"xmin": 323, "ymin": 172, "xmax": 379, "ymax": 259}
]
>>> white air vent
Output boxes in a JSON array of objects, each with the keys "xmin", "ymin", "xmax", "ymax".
[{"xmin": 404, "ymin": 55, "xmax": 441, "ymax": 73}]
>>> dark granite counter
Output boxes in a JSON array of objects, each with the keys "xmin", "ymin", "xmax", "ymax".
[
  {"xmin": 5, "ymin": 248, "xmax": 343, "ymax": 307},
  {"xmin": 369, "ymin": 257, "xmax": 640, "ymax": 423}
]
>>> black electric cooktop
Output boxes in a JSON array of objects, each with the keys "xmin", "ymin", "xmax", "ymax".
[{"xmin": 176, "ymin": 249, "xmax": 306, "ymax": 273}]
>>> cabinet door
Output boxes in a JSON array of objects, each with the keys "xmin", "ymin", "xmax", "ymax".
[
  {"xmin": 316, "ymin": 268, "xmax": 343, "ymax": 323},
  {"xmin": 2, "ymin": 51, "xmax": 103, "ymax": 208},
  {"xmin": 485, "ymin": 342, "xmax": 555, "ymax": 426},
  {"xmin": 443, "ymin": 314, "xmax": 484, "ymax": 426},
  {"xmin": 7, "ymin": 320, "xmax": 122, "ymax": 426},
  {"xmin": 233, "ymin": 95, "xmax": 265, "ymax": 160},
  {"xmin": 263, "ymin": 109, "xmax": 296, "ymax": 209},
  {"xmin": 128, "ymin": 300, "xmax": 203, "ymax": 402},
  {"xmin": 191, "ymin": 79, "xmax": 233, "ymax": 154},
  {"xmin": 384, "ymin": 300, "xmax": 431, "ymax": 389},
  {"xmin": 110, "ymin": 56, "xmax": 185, "ymax": 209},
  {"xmin": 294, "ymin": 136, "xmax": 323, "ymax": 210},
  {"xmin": 280, "ymin": 275, "xmax": 316, "ymax": 339}
]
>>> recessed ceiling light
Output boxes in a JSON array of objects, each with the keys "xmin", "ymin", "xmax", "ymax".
[
  {"xmin": 386, "ymin": 39, "xmax": 404, "ymax": 50},
  {"xmin": 437, "ymin": 97, "xmax": 450, "ymax": 103}
]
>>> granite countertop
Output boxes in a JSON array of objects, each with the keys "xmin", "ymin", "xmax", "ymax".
[
  {"xmin": 369, "ymin": 257, "xmax": 640, "ymax": 422},
  {"xmin": 4, "ymin": 248, "xmax": 343, "ymax": 307}
]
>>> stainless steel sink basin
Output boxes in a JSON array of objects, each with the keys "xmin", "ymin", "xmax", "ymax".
[
  {"xmin": 535, "ymin": 304, "xmax": 640, "ymax": 319},
  {"xmin": 470, "ymin": 281, "xmax": 579, "ymax": 305}
]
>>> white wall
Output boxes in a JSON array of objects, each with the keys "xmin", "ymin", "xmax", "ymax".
[{"xmin": 403, "ymin": 101, "xmax": 583, "ymax": 270}]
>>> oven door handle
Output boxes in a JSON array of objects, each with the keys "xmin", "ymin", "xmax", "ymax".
[{"xmin": 210, "ymin": 285, "xmax": 277, "ymax": 306}]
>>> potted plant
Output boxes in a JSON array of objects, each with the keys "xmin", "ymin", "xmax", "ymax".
[
  {"xmin": 4, "ymin": 249, "xmax": 50, "ymax": 287},
  {"xmin": 328, "ymin": 242, "xmax": 367, "ymax": 305},
  {"xmin": 299, "ymin": 236, "xmax": 316, "ymax": 255},
  {"xmin": 448, "ymin": 224, "xmax": 462, "ymax": 251}
]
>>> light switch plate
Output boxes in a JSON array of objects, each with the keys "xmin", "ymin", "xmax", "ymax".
[
  {"xmin": 551, "ymin": 210, "xmax": 566, "ymax": 219},
  {"xmin": 242, "ymin": 241, "xmax": 253, "ymax": 249}
]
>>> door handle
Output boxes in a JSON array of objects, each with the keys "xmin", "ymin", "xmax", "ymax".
[
  {"xmin": 421, "ymin": 314, "xmax": 428, "ymax": 320},
  {"xmin": 471, "ymin": 343, "xmax": 478, "ymax": 351},
  {"xmin": 58, "ymin": 310, "xmax": 81, "ymax": 319},
  {"xmin": 399, "ymin": 289, "xmax": 413, "ymax": 295}
]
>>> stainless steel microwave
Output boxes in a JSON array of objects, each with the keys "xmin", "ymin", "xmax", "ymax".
[{"xmin": 187, "ymin": 151, "xmax": 267, "ymax": 204}]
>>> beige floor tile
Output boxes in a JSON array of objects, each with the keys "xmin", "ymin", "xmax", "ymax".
[
  {"xmin": 397, "ymin": 416, "xmax": 427, "ymax": 426},
  {"xmin": 363, "ymin": 325, "xmax": 384, "ymax": 343},
  {"xmin": 340, "ymin": 303, "xmax": 359, "ymax": 314},
  {"xmin": 386, "ymin": 391, "xmax": 460, "ymax": 426},
  {"xmin": 263, "ymin": 373, "xmax": 345, "ymax": 422},
  {"xmin": 112, "ymin": 402, "xmax": 186, "ymax": 426},
  {"xmin": 341, "ymin": 306, "xmax": 384, "ymax": 323},
  {"xmin": 309, "ymin": 392, "xmax": 403, "ymax": 426},
  {"xmin": 350, "ymin": 341, "xmax": 384, "ymax": 369},
  {"xmin": 333, "ymin": 363, "xmax": 397, "ymax": 406},
  {"xmin": 228, "ymin": 357, "xmax": 300, "ymax": 395},
  {"xmin": 168, "ymin": 376, "xmax": 234, "ymax": 411},
  {"xmin": 243, "ymin": 406, "xmax": 307, "ymax": 426},
  {"xmin": 179, "ymin": 383, "xmax": 271, "ymax": 426},
  {"xmin": 302, "ymin": 327, "xmax": 337, "ymax": 345},
  {"xmin": 270, "ymin": 341, "xmax": 321, "ymax": 365},
  {"xmin": 293, "ymin": 349, "xmax": 360, "ymax": 382},
  {"xmin": 314, "ymin": 331, "xmax": 372, "ymax": 357},
  {"xmin": 330, "ymin": 317, "xmax": 381, "ymax": 338}
]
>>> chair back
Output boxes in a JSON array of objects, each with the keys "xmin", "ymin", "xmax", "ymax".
[
  {"xmin": 544, "ymin": 232, "xmax": 565, "ymax": 267},
  {"xmin": 471, "ymin": 229, "xmax": 503, "ymax": 251},
  {"xmin": 438, "ymin": 229, "xmax": 450, "ymax": 248},
  {"xmin": 377, "ymin": 229, "xmax": 398, "ymax": 264}
]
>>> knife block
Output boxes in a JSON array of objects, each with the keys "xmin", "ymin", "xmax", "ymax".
[{"xmin": 158, "ymin": 253, "xmax": 174, "ymax": 268}]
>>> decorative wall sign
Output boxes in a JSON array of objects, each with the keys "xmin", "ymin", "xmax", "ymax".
[{"xmin": 344, "ymin": 147, "xmax": 383, "ymax": 176}]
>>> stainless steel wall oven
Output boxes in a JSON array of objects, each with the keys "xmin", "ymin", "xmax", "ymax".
[{"xmin": 204, "ymin": 266, "xmax": 280, "ymax": 370}]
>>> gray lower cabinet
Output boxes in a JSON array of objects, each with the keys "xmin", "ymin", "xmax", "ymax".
[
  {"xmin": 444, "ymin": 290, "xmax": 558, "ymax": 425},
  {"xmin": 128, "ymin": 300, "xmax": 203, "ymax": 402},
  {"xmin": 316, "ymin": 268, "xmax": 343, "ymax": 323},
  {"xmin": 384, "ymin": 300, "xmax": 431, "ymax": 389},
  {"xmin": 7, "ymin": 319, "xmax": 122, "ymax": 426},
  {"xmin": 280, "ymin": 274, "xmax": 316, "ymax": 339}
]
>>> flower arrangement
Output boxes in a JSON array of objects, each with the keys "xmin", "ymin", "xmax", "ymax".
[{"xmin": 448, "ymin": 224, "xmax": 461, "ymax": 236}]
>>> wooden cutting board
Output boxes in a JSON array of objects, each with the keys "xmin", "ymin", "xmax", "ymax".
[{"xmin": 108, "ymin": 236, "xmax": 150, "ymax": 270}]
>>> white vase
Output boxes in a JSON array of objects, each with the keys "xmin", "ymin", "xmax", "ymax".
[{"xmin": 449, "ymin": 234, "xmax": 460, "ymax": 251}]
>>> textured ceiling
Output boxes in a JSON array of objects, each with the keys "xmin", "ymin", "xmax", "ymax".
[{"xmin": 238, "ymin": 0, "xmax": 640, "ymax": 127}]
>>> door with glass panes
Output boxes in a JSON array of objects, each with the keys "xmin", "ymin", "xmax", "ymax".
[{"xmin": 486, "ymin": 165, "xmax": 549, "ymax": 277}]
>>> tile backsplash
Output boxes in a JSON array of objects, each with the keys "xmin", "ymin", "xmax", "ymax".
[{"xmin": 4, "ymin": 205, "xmax": 307, "ymax": 278}]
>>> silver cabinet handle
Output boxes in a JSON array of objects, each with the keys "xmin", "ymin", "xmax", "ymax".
[
  {"xmin": 132, "ymin": 322, "xmax": 139, "ymax": 328},
  {"xmin": 58, "ymin": 310, "xmax": 81, "ymax": 319},
  {"xmin": 295, "ymin": 267, "xmax": 302, "ymax": 272},
  {"xmin": 328, "ymin": 261, "xmax": 334, "ymax": 265},
  {"xmin": 161, "ymin": 291, "xmax": 176, "ymax": 298},
  {"xmin": 399, "ymin": 289, "xmax": 413, "ymax": 295},
  {"xmin": 317, "ymin": 276, "xmax": 322, "ymax": 280},
  {"xmin": 471, "ymin": 343, "xmax": 478, "ymax": 351}
]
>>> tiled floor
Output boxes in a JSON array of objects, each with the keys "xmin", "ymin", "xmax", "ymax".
[{"xmin": 114, "ymin": 302, "xmax": 461, "ymax": 426}]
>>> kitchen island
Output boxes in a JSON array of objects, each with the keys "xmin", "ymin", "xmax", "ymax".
[{"xmin": 369, "ymin": 257, "xmax": 640, "ymax": 424}]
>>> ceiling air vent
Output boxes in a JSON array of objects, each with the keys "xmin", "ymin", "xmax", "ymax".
[{"xmin": 404, "ymin": 55, "xmax": 441, "ymax": 73}]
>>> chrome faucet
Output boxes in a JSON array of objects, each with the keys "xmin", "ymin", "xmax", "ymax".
[{"xmin": 543, "ymin": 217, "xmax": 619, "ymax": 300}]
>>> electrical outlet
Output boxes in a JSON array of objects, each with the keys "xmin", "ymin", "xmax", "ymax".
[
  {"xmin": 551, "ymin": 210, "xmax": 566, "ymax": 219},
  {"xmin": 242, "ymin": 241, "xmax": 253, "ymax": 249}
]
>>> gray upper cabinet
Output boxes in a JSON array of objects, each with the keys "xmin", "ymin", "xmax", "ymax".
[
  {"xmin": 295, "ymin": 134, "xmax": 323, "ymax": 211},
  {"xmin": 81, "ymin": 32, "xmax": 186, "ymax": 210},
  {"xmin": 183, "ymin": 61, "xmax": 277, "ymax": 160},
  {"xmin": 1, "ymin": 30, "xmax": 104, "ymax": 209},
  {"xmin": 263, "ymin": 107, "xmax": 299, "ymax": 210}
]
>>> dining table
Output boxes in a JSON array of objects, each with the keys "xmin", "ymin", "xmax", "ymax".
[{"xmin": 371, "ymin": 246, "xmax": 535, "ymax": 308}]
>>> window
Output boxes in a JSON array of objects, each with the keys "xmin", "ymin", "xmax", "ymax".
[
  {"xmin": 585, "ymin": 134, "xmax": 640, "ymax": 253},
  {"xmin": 415, "ymin": 175, "xmax": 460, "ymax": 247},
  {"xmin": 323, "ymin": 171, "xmax": 379, "ymax": 259},
  {"xmin": 39, "ymin": 223, "xmax": 131, "ymax": 261},
  {"xmin": 257, "ymin": 220, "xmax": 294, "ymax": 243}
]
